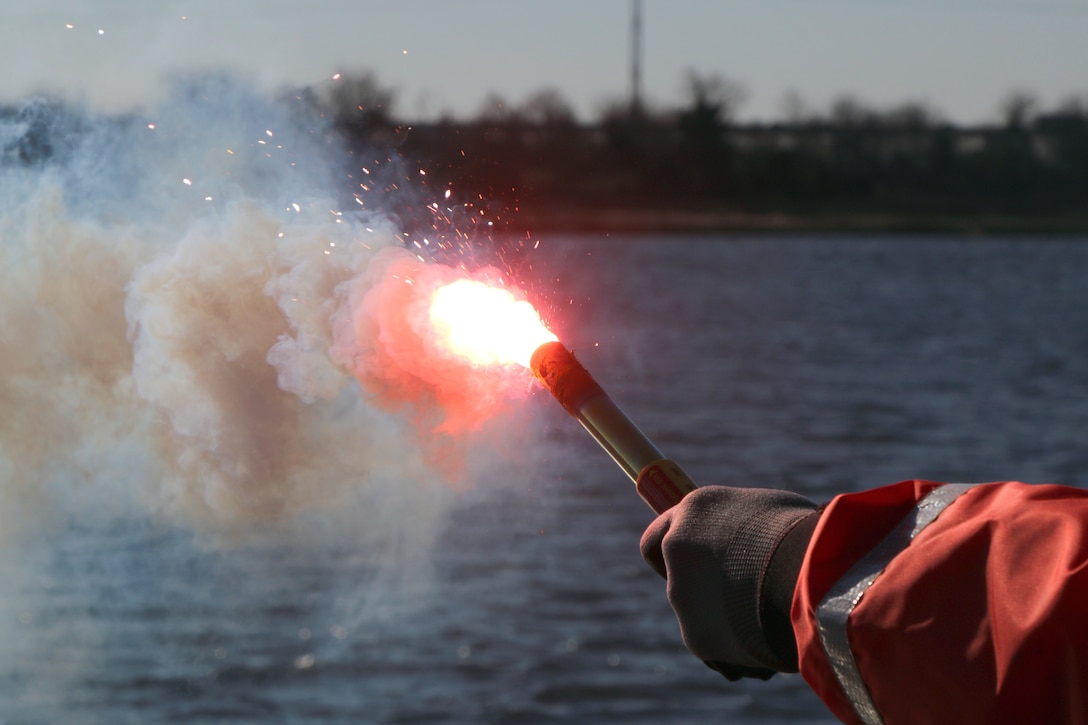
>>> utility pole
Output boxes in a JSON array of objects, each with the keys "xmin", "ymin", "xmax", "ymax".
[{"xmin": 630, "ymin": 0, "xmax": 643, "ymax": 116}]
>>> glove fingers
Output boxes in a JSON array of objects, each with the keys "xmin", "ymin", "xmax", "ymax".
[
  {"xmin": 639, "ymin": 510, "xmax": 674, "ymax": 579},
  {"xmin": 639, "ymin": 486, "xmax": 818, "ymax": 677}
]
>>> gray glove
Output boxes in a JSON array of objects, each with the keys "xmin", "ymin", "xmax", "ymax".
[{"xmin": 640, "ymin": 486, "xmax": 820, "ymax": 681}]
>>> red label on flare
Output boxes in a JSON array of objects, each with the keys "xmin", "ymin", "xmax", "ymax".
[{"xmin": 636, "ymin": 460, "xmax": 698, "ymax": 514}]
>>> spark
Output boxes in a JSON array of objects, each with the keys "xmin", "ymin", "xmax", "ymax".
[{"xmin": 182, "ymin": 178, "xmax": 192, "ymax": 186}]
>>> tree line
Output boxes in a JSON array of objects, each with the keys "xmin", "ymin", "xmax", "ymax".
[
  {"xmin": 4, "ymin": 72, "xmax": 1086, "ymax": 234},
  {"xmin": 324, "ymin": 72, "xmax": 1088, "ymax": 233}
]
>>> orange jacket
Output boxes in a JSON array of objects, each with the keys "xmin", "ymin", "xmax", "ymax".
[{"xmin": 793, "ymin": 480, "xmax": 1088, "ymax": 725}]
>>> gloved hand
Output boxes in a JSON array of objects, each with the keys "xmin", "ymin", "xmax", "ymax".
[{"xmin": 640, "ymin": 486, "xmax": 820, "ymax": 681}]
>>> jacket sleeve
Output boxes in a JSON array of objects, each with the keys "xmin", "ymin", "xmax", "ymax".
[{"xmin": 791, "ymin": 480, "xmax": 1088, "ymax": 725}]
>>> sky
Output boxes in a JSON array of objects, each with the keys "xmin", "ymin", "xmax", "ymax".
[{"xmin": 2, "ymin": 0, "xmax": 1087, "ymax": 124}]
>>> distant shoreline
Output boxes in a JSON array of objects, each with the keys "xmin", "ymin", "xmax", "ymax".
[{"xmin": 515, "ymin": 208, "xmax": 1088, "ymax": 236}]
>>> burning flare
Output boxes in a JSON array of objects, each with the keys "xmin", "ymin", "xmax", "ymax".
[
  {"xmin": 332, "ymin": 247, "xmax": 553, "ymax": 451},
  {"xmin": 429, "ymin": 279, "xmax": 557, "ymax": 369}
]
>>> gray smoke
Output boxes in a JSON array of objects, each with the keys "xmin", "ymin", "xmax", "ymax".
[{"xmin": 0, "ymin": 77, "xmax": 532, "ymax": 544}]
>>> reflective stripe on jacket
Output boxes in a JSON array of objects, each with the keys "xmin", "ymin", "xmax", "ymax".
[{"xmin": 792, "ymin": 480, "xmax": 1088, "ymax": 725}]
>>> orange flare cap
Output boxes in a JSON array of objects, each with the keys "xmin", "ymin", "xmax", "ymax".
[{"xmin": 530, "ymin": 341, "xmax": 606, "ymax": 414}]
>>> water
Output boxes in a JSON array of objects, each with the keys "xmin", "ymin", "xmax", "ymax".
[{"xmin": 4, "ymin": 232, "xmax": 1088, "ymax": 723}]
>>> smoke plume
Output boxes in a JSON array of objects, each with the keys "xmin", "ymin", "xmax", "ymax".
[{"xmin": 0, "ymin": 77, "xmax": 536, "ymax": 541}]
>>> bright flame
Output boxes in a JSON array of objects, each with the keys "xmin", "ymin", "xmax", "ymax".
[{"xmin": 429, "ymin": 279, "xmax": 557, "ymax": 369}]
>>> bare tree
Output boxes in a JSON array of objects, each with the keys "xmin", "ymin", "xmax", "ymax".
[
  {"xmin": 1000, "ymin": 90, "xmax": 1038, "ymax": 130},
  {"xmin": 780, "ymin": 89, "xmax": 811, "ymax": 125},
  {"xmin": 681, "ymin": 70, "xmax": 748, "ymax": 125},
  {"xmin": 1056, "ymin": 94, "xmax": 1088, "ymax": 117},
  {"xmin": 476, "ymin": 92, "xmax": 521, "ymax": 123},
  {"xmin": 322, "ymin": 72, "xmax": 397, "ymax": 126},
  {"xmin": 520, "ymin": 87, "xmax": 576, "ymax": 125},
  {"xmin": 829, "ymin": 95, "xmax": 877, "ymax": 127},
  {"xmin": 882, "ymin": 101, "xmax": 942, "ymax": 130}
]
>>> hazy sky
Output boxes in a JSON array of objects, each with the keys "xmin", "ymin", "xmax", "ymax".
[{"xmin": 3, "ymin": 0, "xmax": 1086, "ymax": 123}]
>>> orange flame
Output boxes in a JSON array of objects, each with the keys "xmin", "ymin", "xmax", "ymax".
[{"xmin": 429, "ymin": 279, "xmax": 557, "ymax": 369}]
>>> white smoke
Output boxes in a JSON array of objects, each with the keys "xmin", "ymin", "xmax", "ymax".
[{"xmin": 0, "ymin": 77, "xmax": 530, "ymax": 543}]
